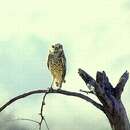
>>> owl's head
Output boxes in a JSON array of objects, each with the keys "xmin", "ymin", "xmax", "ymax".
[{"xmin": 49, "ymin": 43, "xmax": 63, "ymax": 53}]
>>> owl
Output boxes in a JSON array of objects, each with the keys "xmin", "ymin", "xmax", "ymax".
[{"xmin": 47, "ymin": 43, "xmax": 66, "ymax": 89}]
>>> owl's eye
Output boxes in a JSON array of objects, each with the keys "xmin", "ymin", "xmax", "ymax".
[
  {"xmin": 52, "ymin": 45, "xmax": 55, "ymax": 48},
  {"xmin": 59, "ymin": 45, "xmax": 63, "ymax": 48}
]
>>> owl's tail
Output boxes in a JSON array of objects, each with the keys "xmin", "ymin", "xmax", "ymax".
[{"xmin": 55, "ymin": 80, "xmax": 66, "ymax": 88}]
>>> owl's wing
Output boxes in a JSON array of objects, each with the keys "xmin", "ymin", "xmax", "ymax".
[
  {"xmin": 47, "ymin": 53, "xmax": 52, "ymax": 70},
  {"xmin": 61, "ymin": 52, "xmax": 66, "ymax": 81}
]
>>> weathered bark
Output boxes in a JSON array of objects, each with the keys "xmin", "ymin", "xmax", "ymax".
[
  {"xmin": 105, "ymin": 101, "xmax": 130, "ymax": 130},
  {"xmin": 78, "ymin": 69, "xmax": 130, "ymax": 130}
]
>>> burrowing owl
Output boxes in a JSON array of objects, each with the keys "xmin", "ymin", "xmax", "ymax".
[{"xmin": 47, "ymin": 43, "xmax": 66, "ymax": 89}]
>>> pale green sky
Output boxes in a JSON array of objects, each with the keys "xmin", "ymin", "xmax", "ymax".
[{"xmin": 0, "ymin": 0, "xmax": 130, "ymax": 130}]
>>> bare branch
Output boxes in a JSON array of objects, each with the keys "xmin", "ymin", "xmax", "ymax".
[
  {"xmin": 78, "ymin": 69, "xmax": 105, "ymax": 96},
  {"xmin": 115, "ymin": 71, "xmax": 129, "ymax": 100},
  {"xmin": 78, "ymin": 68, "xmax": 97, "ymax": 87},
  {"xmin": 0, "ymin": 89, "xmax": 104, "ymax": 113}
]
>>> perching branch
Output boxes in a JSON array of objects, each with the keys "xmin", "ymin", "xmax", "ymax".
[
  {"xmin": 0, "ymin": 89, "xmax": 104, "ymax": 113},
  {"xmin": 0, "ymin": 89, "xmax": 47, "ymax": 112},
  {"xmin": 56, "ymin": 89, "xmax": 104, "ymax": 111}
]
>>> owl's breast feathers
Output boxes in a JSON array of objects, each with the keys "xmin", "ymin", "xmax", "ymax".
[{"xmin": 47, "ymin": 50, "xmax": 66, "ymax": 86}]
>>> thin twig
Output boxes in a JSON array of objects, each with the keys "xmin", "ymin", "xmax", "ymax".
[
  {"xmin": 43, "ymin": 116, "xmax": 50, "ymax": 130},
  {"xmin": 80, "ymin": 89, "xmax": 94, "ymax": 94},
  {"xmin": 13, "ymin": 118, "xmax": 39, "ymax": 124},
  {"xmin": 39, "ymin": 92, "xmax": 50, "ymax": 130}
]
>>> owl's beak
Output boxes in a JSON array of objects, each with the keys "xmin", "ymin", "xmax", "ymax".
[
  {"xmin": 49, "ymin": 50, "xmax": 51, "ymax": 53},
  {"xmin": 49, "ymin": 47, "xmax": 54, "ymax": 53}
]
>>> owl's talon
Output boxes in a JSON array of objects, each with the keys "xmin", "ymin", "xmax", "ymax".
[
  {"xmin": 57, "ymin": 88, "xmax": 61, "ymax": 92},
  {"xmin": 49, "ymin": 87, "xmax": 53, "ymax": 92}
]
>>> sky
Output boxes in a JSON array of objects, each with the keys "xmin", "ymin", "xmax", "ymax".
[{"xmin": 0, "ymin": 0, "xmax": 130, "ymax": 130}]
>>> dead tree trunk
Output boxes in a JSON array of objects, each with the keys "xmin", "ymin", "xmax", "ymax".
[{"xmin": 78, "ymin": 69, "xmax": 130, "ymax": 130}]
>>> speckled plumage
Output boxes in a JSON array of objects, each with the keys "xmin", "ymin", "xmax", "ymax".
[{"xmin": 47, "ymin": 44, "xmax": 66, "ymax": 88}]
